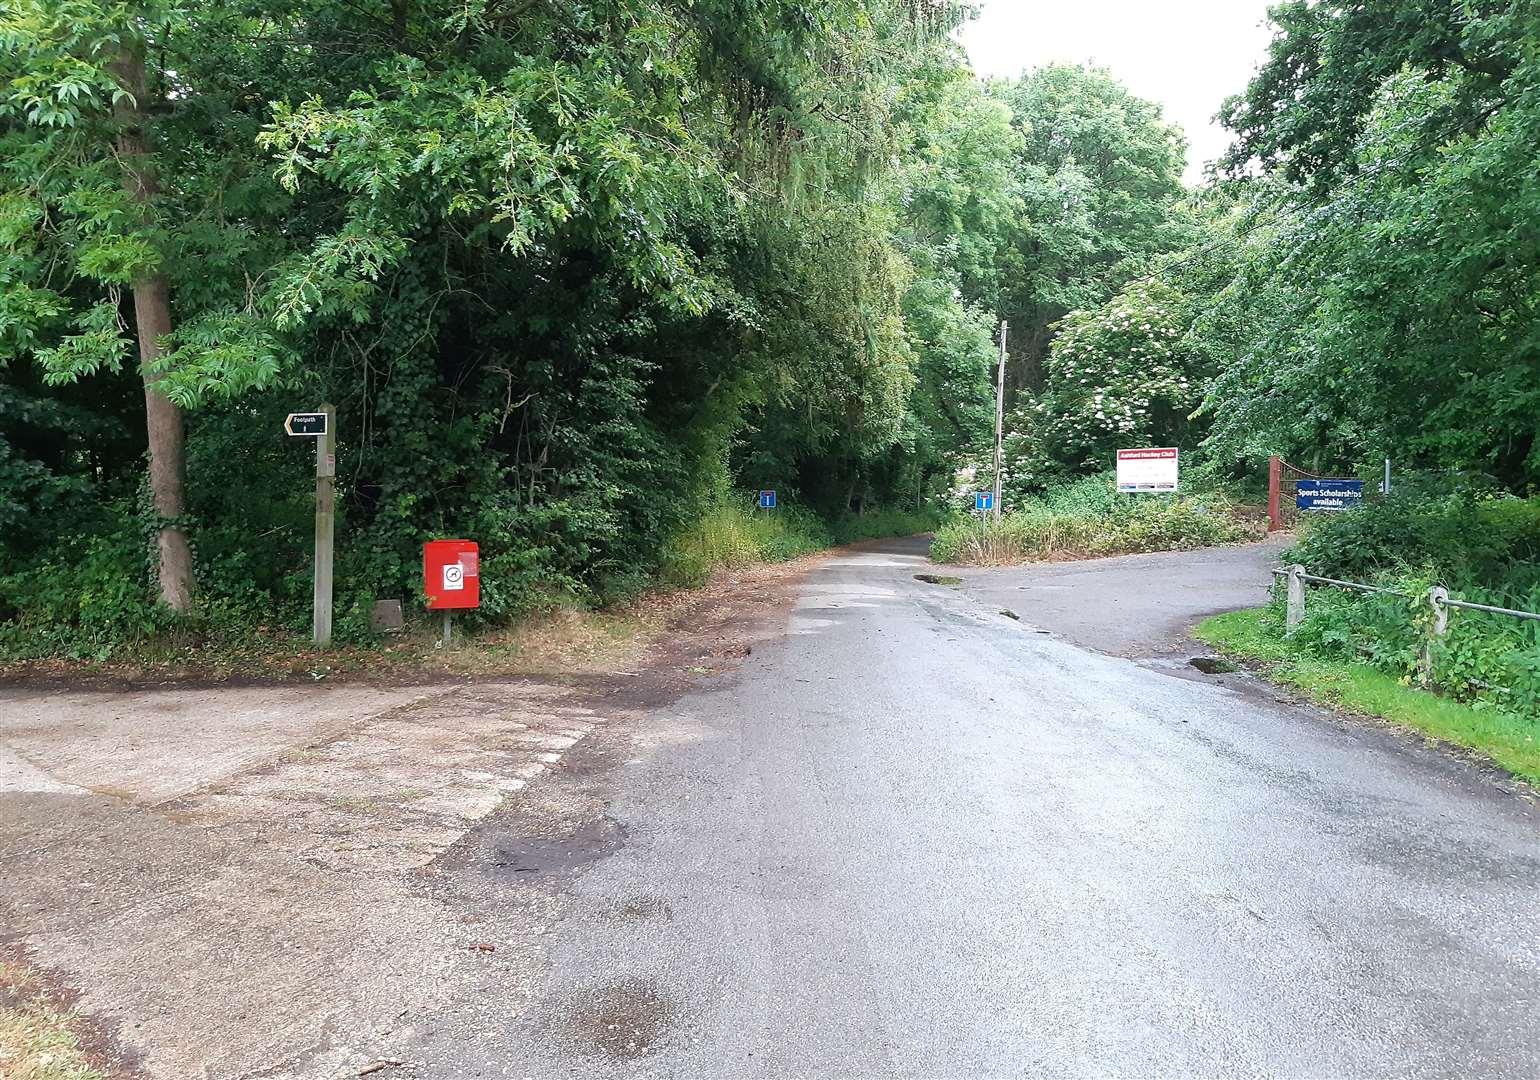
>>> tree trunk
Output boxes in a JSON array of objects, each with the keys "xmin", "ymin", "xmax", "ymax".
[{"xmin": 113, "ymin": 45, "xmax": 194, "ymax": 612}]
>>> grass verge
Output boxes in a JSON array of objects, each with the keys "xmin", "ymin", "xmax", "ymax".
[
  {"xmin": 0, "ymin": 960, "xmax": 108, "ymax": 1080},
  {"xmin": 1, "ymin": 501, "xmax": 934, "ymax": 685},
  {"xmin": 1195, "ymin": 606, "xmax": 1539, "ymax": 786}
]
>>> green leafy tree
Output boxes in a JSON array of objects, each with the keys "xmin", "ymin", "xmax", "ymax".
[
  {"xmin": 1220, "ymin": 0, "xmax": 1525, "ymax": 193},
  {"xmin": 4, "ymin": 4, "xmax": 196, "ymax": 608},
  {"xmin": 889, "ymin": 61, "xmax": 1021, "ymax": 504},
  {"xmin": 3, "ymin": 0, "xmax": 979, "ymax": 654},
  {"xmin": 992, "ymin": 64, "xmax": 1188, "ymax": 394},
  {"xmin": 1203, "ymin": 4, "xmax": 1540, "ymax": 486}
]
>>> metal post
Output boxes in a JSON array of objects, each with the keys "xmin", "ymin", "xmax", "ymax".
[
  {"xmin": 442, "ymin": 609, "xmax": 452, "ymax": 648},
  {"xmin": 1382, "ymin": 457, "xmax": 1392, "ymax": 496},
  {"xmin": 1419, "ymin": 586, "xmax": 1448, "ymax": 686},
  {"xmin": 313, "ymin": 402, "xmax": 336, "ymax": 646},
  {"xmin": 1285, "ymin": 564, "xmax": 1306, "ymax": 635},
  {"xmin": 992, "ymin": 320, "xmax": 1007, "ymax": 522}
]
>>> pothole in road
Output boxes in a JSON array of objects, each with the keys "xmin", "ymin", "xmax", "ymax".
[
  {"xmin": 1189, "ymin": 656, "xmax": 1239, "ymax": 675},
  {"xmin": 486, "ymin": 816, "xmax": 627, "ymax": 878},
  {"xmin": 558, "ymin": 978, "xmax": 676, "ymax": 1062},
  {"xmin": 914, "ymin": 574, "xmax": 962, "ymax": 586}
]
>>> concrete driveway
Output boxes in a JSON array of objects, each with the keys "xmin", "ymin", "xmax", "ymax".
[{"xmin": 0, "ymin": 679, "xmax": 605, "ymax": 1077}]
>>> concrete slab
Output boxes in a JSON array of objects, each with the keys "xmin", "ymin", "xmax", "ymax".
[
  {"xmin": 0, "ymin": 678, "xmax": 607, "ymax": 1078},
  {"xmin": 0, "ymin": 684, "xmax": 446, "ymax": 803}
]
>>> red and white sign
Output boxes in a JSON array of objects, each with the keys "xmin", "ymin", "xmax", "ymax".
[
  {"xmin": 1116, "ymin": 447, "xmax": 1179, "ymax": 493},
  {"xmin": 423, "ymin": 540, "xmax": 480, "ymax": 610}
]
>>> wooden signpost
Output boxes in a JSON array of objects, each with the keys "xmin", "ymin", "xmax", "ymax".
[{"xmin": 286, "ymin": 406, "xmax": 335, "ymax": 646}]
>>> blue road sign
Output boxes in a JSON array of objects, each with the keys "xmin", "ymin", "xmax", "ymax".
[
  {"xmin": 758, "ymin": 489, "xmax": 777, "ymax": 509},
  {"xmin": 975, "ymin": 491, "xmax": 994, "ymax": 511},
  {"xmin": 1296, "ymin": 478, "xmax": 1364, "ymax": 511}
]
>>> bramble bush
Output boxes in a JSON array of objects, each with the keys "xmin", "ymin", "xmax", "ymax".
[
  {"xmin": 1288, "ymin": 485, "xmax": 1540, "ymax": 583},
  {"xmin": 0, "ymin": 514, "xmax": 172, "ymax": 660}
]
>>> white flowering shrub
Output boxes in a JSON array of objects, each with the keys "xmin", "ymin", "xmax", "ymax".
[{"xmin": 998, "ymin": 278, "xmax": 1211, "ymax": 502}]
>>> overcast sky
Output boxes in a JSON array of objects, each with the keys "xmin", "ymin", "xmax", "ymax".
[{"xmin": 958, "ymin": 1, "xmax": 1278, "ymax": 184}]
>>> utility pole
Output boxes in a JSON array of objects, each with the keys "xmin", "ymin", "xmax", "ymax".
[
  {"xmin": 992, "ymin": 319, "xmax": 1008, "ymax": 521},
  {"xmin": 313, "ymin": 402, "xmax": 336, "ymax": 646}
]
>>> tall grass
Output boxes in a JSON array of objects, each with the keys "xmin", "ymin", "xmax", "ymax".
[
  {"xmin": 661, "ymin": 503, "xmax": 828, "ymax": 585},
  {"xmin": 661, "ymin": 501, "xmax": 940, "ymax": 586},
  {"xmin": 830, "ymin": 507, "xmax": 945, "ymax": 544},
  {"xmin": 930, "ymin": 475, "xmax": 1260, "ymax": 566}
]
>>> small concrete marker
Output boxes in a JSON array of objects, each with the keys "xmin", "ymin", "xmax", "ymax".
[{"xmin": 370, "ymin": 599, "xmax": 404, "ymax": 633}]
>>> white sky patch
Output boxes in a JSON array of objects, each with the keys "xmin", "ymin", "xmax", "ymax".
[{"xmin": 959, "ymin": 1, "xmax": 1277, "ymax": 184}]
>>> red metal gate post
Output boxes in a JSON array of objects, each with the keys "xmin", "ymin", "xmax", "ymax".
[{"xmin": 1268, "ymin": 456, "xmax": 1283, "ymax": 532}]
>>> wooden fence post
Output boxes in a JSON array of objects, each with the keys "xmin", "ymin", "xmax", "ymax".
[
  {"xmin": 313, "ymin": 403, "xmax": 336, "ymax": 646},
  {"xmin": 1285, "ymin": 564, "xmax": 1307, "ymax": 635},
  {"xmin": 1419, "ymin": 586, "xmax": 1449, "ymax": 686},
  {"xmin": 1268, "ymin": 456, "xmax": 1283, "ymax": 532}
]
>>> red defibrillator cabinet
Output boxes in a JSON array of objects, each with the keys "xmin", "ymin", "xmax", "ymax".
[{"xmin": 423, "ymin": 540, "xmax": 480, "ymax": 610}]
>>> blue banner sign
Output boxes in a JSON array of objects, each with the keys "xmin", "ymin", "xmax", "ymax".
[
  {"xmin": 1296, "ymin": 479, "xmax": 1364, "ymax": 511},
  {"xmin": 975, "ymin": 491, "xmax": 993, "ymax": 511}
]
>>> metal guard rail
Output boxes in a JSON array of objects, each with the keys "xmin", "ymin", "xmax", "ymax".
[
  {"xmin": 1271, "ymin": 569, "xmax": 1398, "ymax": 597},
  {"xmin": 1440, "ymin": 598, "xmax": 1540, "ymax": 622},
  {"xmin": 1270, "ymin": 568, "xmax": 1540, "ymax": 621},
  {"xmin": 1269, "ymin": 565, "xmax": 1538, "ymax": 692}
]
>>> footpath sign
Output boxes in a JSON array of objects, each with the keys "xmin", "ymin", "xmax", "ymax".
[
  {"xmin": 974, "ymin": 491, "xmax": 993, "ymax": 512},
  {"xmin": 1296, "ymin": 478, "xmax": 1364, "ymax": 511},
  {"xmin": 284, "ymin": 412, "xmax": 328, "ymax": 437},
  {"xmin": 1116, "ymin": 447, "xmax": 1179, "ymax": 493}
]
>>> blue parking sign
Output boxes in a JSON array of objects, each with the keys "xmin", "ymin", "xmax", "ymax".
[
  {"xmin": 975, "ymin": 491, "xmax": 993, "ymax": 511},
  {"xmin": 758, "ymin": 489, "xmax": 777, "ymax": 509}
]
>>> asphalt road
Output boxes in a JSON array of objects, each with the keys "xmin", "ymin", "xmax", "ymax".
[
  {"xmin": 420, "ymin": 538, "xmax": 1540, "ymax": 1078},
  {"xmin": 947, "ymin": 534, "xmax": 1291, "ymax": 659}
]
